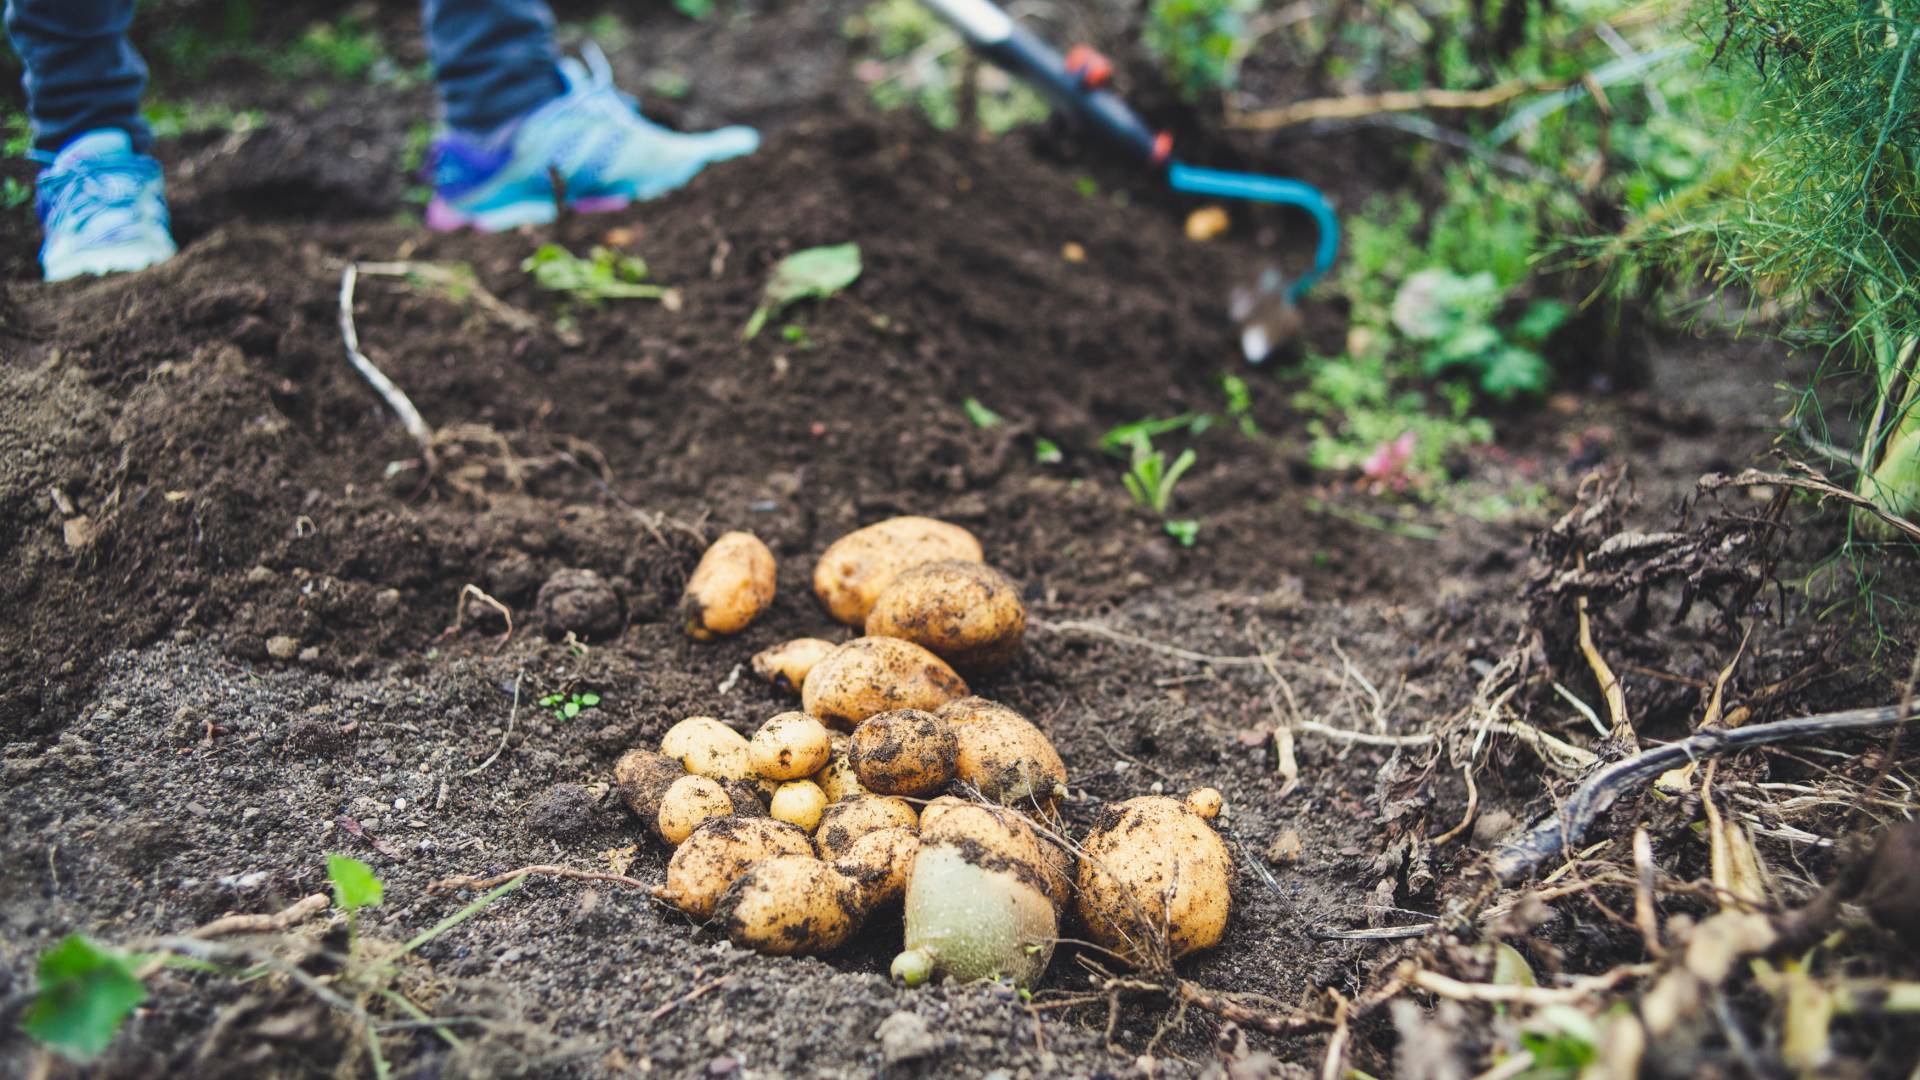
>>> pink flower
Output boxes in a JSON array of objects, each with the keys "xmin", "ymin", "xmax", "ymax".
[{"xmin": 1361, "ymin": 431, "xmax": 1417, "ymax": 492}]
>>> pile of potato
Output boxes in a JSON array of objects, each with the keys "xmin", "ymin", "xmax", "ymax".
[{"xmin": 609, "ymin": 516, "xmax": 1233, "ymax": 986}]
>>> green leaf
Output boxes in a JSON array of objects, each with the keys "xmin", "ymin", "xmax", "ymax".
[
  {"xmin": 962, "ymin": 397, "xmax": 1006, "ymax": 428},
  {"xmin": 1491, "ymin": 942, "xmax": 1537, "ymax": 987},
  {"xmin": 563, "ymin": 700, "xmax": 581, "ymax": 719},
  {"xmin": 1478, "ymin": 346, "xmax": 1553, "ymax": 401},
  {"xmin": 578, "ymin": 693, "xmax": 601, "ymax": 707},
  {"xmin": 539, "ymin": 694, "xmax": 561, "ymax": 707},
  {"xmin": 1098, "ymin": 414, "xmax": 1205, "ymax": 454},
  {"xmin": 328, "ymin": 854, "xmax": 384, "ymax": 913},
  {"xmin": 1390, "ymin": 268, "xmax": 1502, "ymax": 342},
  {"xmin": 1511, "ymin": 299, "xmax": 1573, "ymax": 345},
  {"xmin": 744, "ymin": 243, "xmax": 862, "ymax": 339},
  {"xmin": 1034, "ymin": 438, "xmax": 1063, "ymax": 465},
  {"xmin": 23, "ymin": 936, "xmax": 148, "ymax": 1062},
  {"xmin": 1164, "ymin": 519, "xmax": 1200, "ymax": 547}
]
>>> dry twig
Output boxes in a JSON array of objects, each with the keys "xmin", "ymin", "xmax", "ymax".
[
  {"xmin": 1226, "ymin": 78, "xmax": 1569, "ymax": 131},
  {"xmin": 428, "ymin": 864, "xmax": 651, "ymax": 893},
  {"xmin": 339, "ymin": 263, "xmax": 437, "ymax": 470}
]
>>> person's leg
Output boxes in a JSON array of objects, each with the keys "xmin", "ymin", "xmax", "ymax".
[
  {"xmin": 4, "ymin": 0, "xmax": 154, "ymax": 156},
  {"xmin": 421, "ymin": 0, "xmax": 564, "ymax": 135}
]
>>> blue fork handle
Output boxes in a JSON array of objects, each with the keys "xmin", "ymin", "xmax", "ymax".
[{"xmin": 1167, "ymin": 163, "xmax": 1340, "ymax": 300}]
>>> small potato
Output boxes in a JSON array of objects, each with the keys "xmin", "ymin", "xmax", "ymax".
[
  {"xmin": 749, "ymin": 712, "xmax": 833, "ymax": 782},
  {"xmin": 851, "ymin": 709, "xmax": 959, "ymax": 798},
  {"xmin": 815, "ymin": 738, "xmax": 867, "ymax": 802},
  {"xmin": 656, "ymin": 775, "xmax": 736, "ymax": 846},
  {"xmin": 1076, "ymin": 795, "xmax": 1233, "ymax": 965},
  {"xmin": 752, "ymin": 638, "xmax": 837, "ymax": 696},
  {"xmin": 802, "ymin": 637, "xmax": 968, "ymax": 731},
  {"xmin": 613, "ymin": 748, "xmax": 685, "ymax": 823},
  {"xmin": 661, "ymin": 717, "xmax": 752, "ymax": 782},
  {"xmin": 834, "ymin": 827, "xmax": 921, "ymax": 911},
  {"xmin": 717, "ymin": 855, "xmax": 864, "ymax": 955},
  {"xmin": 813, "ymin": 516, "xmax": 984, "ymax": 626},
  {"xmin": 770, "ymin": 779, "xmax": 829, "ymax": 833},
  {"xmin": 936, "ymin": 697, "xmax": 1068, "ymax": 812},
  {"xmin": 656, "ymin": 816, "xmax": 812, "ymax": 918},
  {"xmin": 815, "ymin": 794, "xmax": 920, "ymax": 860},
  {"xmin": 1185, "ymin": 787, "xmax": 1224, "ymax": 821},
  {"xmin": 865, "ymin": 560, "xmax": 1027, "ymax": 672},
  {"xmin": 682, "ymin": 531, "xmax": 776, "ymax": 641}
]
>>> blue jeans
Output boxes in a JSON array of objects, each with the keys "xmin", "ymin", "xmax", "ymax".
[{"xmin": 3, "ymin": 0, "xmax": 568, "ymax": 157}]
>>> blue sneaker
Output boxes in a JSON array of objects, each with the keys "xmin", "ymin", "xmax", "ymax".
[
  {"xmin": 427, "ymin": 44, "xmax": 759, "ymax": 232},
  {"xmin": 35, "ymin": 129, "xmax": 178, "ymax": 283}
]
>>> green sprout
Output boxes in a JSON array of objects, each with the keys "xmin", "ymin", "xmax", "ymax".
[
  {"xmin": 744, "ymin": 243, "xmax": 862, "ymax": 339},
  {"xmin": 522, "ymin": 244, "xmax": 667, "ymax": 302},
  {"xmin": 1120, "ymin": 432, "xmax": 1197, "ymax": 515},
  {"xmin": 1097, "ymin": 413, "xmax": 1209, "ymax": 454},
  {"xmin": 1220, "ymin": 373, "xmax": 1258, "ymax": 435},
  {"xmin": 22, "ymin": 935, "xmax": 148, "ymax": 1063},
  {"xmin": 1033, "ymin": 437, "xmax": 1063, "ymax": 465},
  {"xmin": 1163, "ymin": 519, "xmax": 1200, "ymax": 548},
  {"xmin": 538, "ymin": 690, "xmax": 601, "ymax": 721},
  {"xmin": 963, "ymin": 397, "xmax": 1006, "ymax": 428}
]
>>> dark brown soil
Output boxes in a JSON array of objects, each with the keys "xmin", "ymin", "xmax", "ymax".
[{"xmin": 2, "ymin": 2, "xmax": 1917, "ymax": 1078}]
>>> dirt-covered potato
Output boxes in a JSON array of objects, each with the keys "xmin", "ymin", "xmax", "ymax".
[
  {"xmin": 1185, "ymin": 787, "xmax": 1224, "ymax": 821},
  {"xmin": 682, "ymin": 531, "xmax": 776, "ymax": 641},
  {"xmin": 1076, "ymin": 795, "xmax": 1233, "ymax": 965},
  {"xmin": 802, "ymin": 637, "xmax": 968, "ymax": 730},
  {"xmin": 613, "ymin": 748, "xmax": 685, "ymax": 823},
  {"xmin": 717, "ymin": 855, "xmax": 864, "ymax": 955},
  {"xmin": 660, "ymin": 717, "xmax": 752, "ymax": 781},
  {"xmin": 918, "ymin": 798, "xmax": 1048, "ymax": 874},
  {"xmin": 935, "ymin": 697, "xmax": 1068, "ymax": 812},
  {"xmin": 655, "ymin": 816, "xmax": 813, "ymax": 918},
  {"xmin": 656, "ymin": 775, "xmax": 737, "ymax": 846},
  {"xmin": 749, "ymin": 711, "xmax": 833, "ymax": 781},
  {"xmin": 770, "ymin": 779, "xmax": 829, "ymax": 833},
  {"xmin": 833, "ymin": 826, "xmax": 920, "ymax": 910},
  {"xmin": 751, "ymin": 637, "xmax": 837, "ymax": 695},
  {"xmin": 865, "ymin": 560, "xmax": 1027, "ymax": 672},
  {"xmin": 896, "ymin": 829, "xmax": 1056, "ymax": 987},
  {"xmin": 814, "ymin": 794, "xmax": 920, "ymax": 860},
  {"xmin": 721, "ymin": 779, "xmax": 770, "ymax": 818},
  {"xmin": 813, "ymin": 516, "xmax": 984, "ymax": 626},
  {"xmin": 815, "ymin": 738, "xmax": 867, "ymax": 802},
  {"xmin": 850, "ymin": 709, "xmax": 960, "ymax": 798}
]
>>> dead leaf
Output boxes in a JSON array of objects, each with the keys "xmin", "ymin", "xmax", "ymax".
[{"xmin": 603, "ymin": 844, "xmax": 639, "ymax": 878}]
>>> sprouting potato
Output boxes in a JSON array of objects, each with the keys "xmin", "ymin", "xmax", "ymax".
[
  {"xmin": 918, "ymin": 797, "xmax": 1047, "ymax": 873},
  {"xmin": 813, "ymin": 516, "xmax": 984, "ymax": 626},
  {"xmin": 833, "ymin": 826, "xmax": 920, "ymax": 911},
  {"xmin": 1185, "ymin": 787, "xmax": 1224, "ymax": 821},
  {"xmin": 935, "ymin": 697, "xmax": 1068, "ymax": 813},
  {"xmin": 752, "ymin": 637, "xmax": 837, "ymax": 695},
  {"xmin": 770, "ymin": 779, "xmax": 829, "ymax": 833},
  {"xmin": 814, "ymin": 794, "xmax": 920, "ymax": 860},
  {"xmin": 661, "ymin": 716, "xmax": 753, "ymax": 781},
  {"xmin": 656, "ymin": 775, "xmax": 737, "ymax": 846},
  {"xmin": 865, "ymin": 560, "xmax": 1027, "ymax": 672},
  {"xmin": 682, "ymin": 531, "xmax": 776, "ymax": 641},
  {"xmin": 850, "ymin": 709, "xmax": 959, "ymax": 798},
  {"xmin": 717, "ymin": 855, "xmax": 864, "ymax": 956},
  {"xmin": 895, "ymin": 815, "xmax": 1057, "ymax": 987},
  {"xmin": 802, "ymin": 637, "xmax": 969, "ymax": 730},
  {"xmin": 655, "ymin": 816, "xmax": 813, "ymax": 918},
  {"xmin": 1075, "ymin": 795, "xmax": 1233, "ymax": 965},
  {"xmin": 815, "ymin": 737, "xmax": 867, "ymax": 802},
  {"xmin": 749, "ymin": 711, "xmax": 833, "ymax": 781},
  {"xmin": 613, "ymin": 748, "xmax": 686, "ymax": 823}
]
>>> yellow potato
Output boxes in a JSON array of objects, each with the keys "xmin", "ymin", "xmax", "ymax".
[
  {"xmin": 655, "ymin": 817, "xmax": 813, "ymax": 918},
  {"xmin": 815, "ymin": 737, "xmax": 867, "ymax": 802},
  {"xmin": 865, "ymin": 560, "xmax": 1026, "ymax": 672},
  {"xmin": 850, "ymin": 709, "xmax": 959, "ymax": 798},
  {"xmin": 1075, "ymin": 795, "xmax": 1232, "ymax": 965},
  {"xmin": 1185, "ymin": 787, "xmax": 1224, "ymax": 821},
  {"xmin": 612, "ymin": 748, "xmax": 686, "ymax": 823},
  {"xmin": 814, "ymin": 794, "xmax": 920, "ymax": 860},
  {"xmin": 751, "ymin": 637, "xmax": 837, "ymax": 696},
  {"xmin": 656, "ymin": 775, "xmax": 736, "ymax": 846},
  {"xmin": 897, "ymin": 824, "xmax": 1056, "ymax": 986},
  {"xmin": 717, "ymin": 855, "xmax": 863, "ymax": 955},
  {"xmin": 770, "ymin": 779, "xmax": 829, "ymax": 833},
  {"xmin": 749, "ymin": 711, "xmax": 833, "ymax": 781},
  {"xmin": 802, "ymin": 637, "xmax": 968, "ymax": 731},
  {"xmin": 935, "ymin": 697, "xmax": 1068, "ymax": 812},
  {"xmin": 682, "ymin": 531, "xmax": 776, "ymax": 641},
  {"xmin": 661, "ymin": 717, "xmax": 752, "ymax": 781},
  {"xmin": 813, "ymin": 516, "xmax": 984, "ymax": 626},
  {"xmin": 834, "ymin": 826, "xmax": 921, "ymax": 911}
]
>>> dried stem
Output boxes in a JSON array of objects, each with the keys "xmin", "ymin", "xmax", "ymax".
[{"xmin": 339, "ymin": 263, "xmax": 436, "ymax": 470}]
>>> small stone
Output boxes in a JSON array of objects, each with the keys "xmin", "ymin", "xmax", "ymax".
[
  {"xmin": 704, "ymin": 1022, "xmax": 730, "ymax": 1049},
  {"xmin": 527, "ymin": 783, "xmax": 598, "ymax": 839},
  {"xmin": 298, "ymin": 646, "xmax": 320, "ymax": 663},
  {"xmin": 371, "ymin": 588, "xmax": 402, "ymax": 616},
  {"xmin": 246, "ymin": 565, "xmax": 277, "ymax": 585},
  {"xmin": 536, "ymin": 569, "xmax": 622, "ymax": 639},
  {"xmin": 265, "ymin": 635, "xmax": 300, "ymax": 661},
  {"xmin": 62, "ymin": 516, "xmax": 95, "ymax": 550},
  {"xmin": 1267, "ymin": 829, "xmax": 1302, "ymax": 864},
  {"xmin": 706, "ymin": 1056, "xmax": 738, "ymax": 1076},
  {"xmin": 875, "ymin": 1010, "xmax": 939, "ymax": 1065}
]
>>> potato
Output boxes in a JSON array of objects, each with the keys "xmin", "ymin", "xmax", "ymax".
[
  {"xmin": 749, "ymin": 711, "xmax": 833, "ymax": 781},
  {"xmin": 815, "ymin": 738, "xmax": 867, "ymax": 802},
  {"xmin": 1185, "ymin": 787, "xmax": 1224, "ymax": 821},
  {"xmin": 850, "ymin": 709, "xmax": 959, "ymax": 798},
  {"xmin": 613, "ymin": 748, "xmax": 685, "ymax": 823},
  {"xmin": 717, "ymin": 855, "xmax": 864, "ymax": 955},
  {"xmin": 752, "ymin": 637, "xmax": 837, "ymax": 695},
  {"xmin": 721, "ymin": 779, "xmax": 769, "ymax": 818},
  {"xmin": 865, "ymin": 560, "xmax": 1027, "ymax": 672},
  {"xmin": 834, "ymin": 826, "xmax": 921, "ymax": 911},
  {"xmin": 935, "ymin": 697, "xmax": 1068, "ymax": 812},
  {"xmin": 802, "ymin": 637, "xmax": 968, "ymax": 731},
  {"xmin": 655, "ymin": 817, "xmax": 813, "ymax": 918},
  {"xmin": 661, "ymin": 717, "xmax": 752, "ymax": 781},
  {"xmin": 896, "ymin": 838, "xmax": 1056, "ymax": 986},
  {"xmin": 657, "ymin": 775, "xmax": 737, "ymax": 846},
  {"xmin": 1076, "ymin": 795, "xmax": 1233, "ymax": 965},
  {"xmin": 916, "ymin": 797, "xmax": 1069, "ymax": 907},
  {"xmin": 770, "ymin": 779, "xmax": 829, "ymax": 833},
  {"xmin": 682, "ymin": 531, "xmax": 776, "ymax": 641},
  {"xmin": 813, "ymin": 516, "xmax": 984, "ymax": 626},
  {"xmin": 814, "ymin": 794, "xmax": 920, "ymax": 860}
]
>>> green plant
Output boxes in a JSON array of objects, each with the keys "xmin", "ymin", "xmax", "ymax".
[
  {"xmin": 1120, "ymin": 432, "xmax": 1197, "ymax": 515},
  {"xmin": 522, "ymin": 244, "xmax": 668, "ymax": 302},
  {"xmin": 283, "ymin": 17, "xmax": 389, "ymax": 81},
  {"xmin": 143, "ymin": 100, "xmax": 265, "ymax": 140},
  {"xmin": 1220, "ymin": 373, "xmax": 1258, "ymax": 435},
  {"xmin": 1390, "ymin": 268, "xmax": 1569, "ymax": 401},
  {"xmin": 3, "ymin": 177, "xmax": 31, "ymax": 211},
  {"xmin": 962, "ymin": 397, "xmax": 1005, "ymax": 428},
  {"xmin": 3, "ymin": 109, "xmax": 32, "ymax": 157},
  {"xmin": 22, "ymin": 936, "xmax": 148, "ymax": 1063},
  {"xmin": 1098, "ymin": 413, "xmax": 1209, "ymax": 454},
  {"xmin": 538, "ymin": 689, "xmax": 600, "ymax": 721},
  {"xmin": 1143, "ymin": 0, "xmax": 1255, "ymax": 101},
  {"xmin": 846, "ymin": 0, "xmax": 1049, "ymax": 134},
  {"xmin": 1034, "ymin": 437, "xmax": 1063, "ymax": 464},
  {"xmin": 1163, "ymin": 519, "xmax": 1200, "ymax": 547},
  {"xmin": 673, "ymin": 0, "xmax": 717, "ymax": 20},
  {"xmin": 744, "ymin": 243, "xmax": 861, "ymax": 339}
]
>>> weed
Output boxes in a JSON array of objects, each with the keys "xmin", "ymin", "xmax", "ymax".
[
  {"xmin": 1163, "ymin": 519, "xmax": 1201, "ymax": 547},
  {"xmin": 1034, "ymin": 437, "xmax": 1064, "ymax": 465},
  {"xmin": 1143, "ymin": 0, "xmax": 1255, "ymax": 101},
  {"xmin": 143, "ymin": 100, "xmax": 264, "ymax": 140},
  {"xmin": 1098, "ymin": 414, "xmax": 1208, "ymax": 454},
  {"xmin": 846, "ymin": 0, "xmax": 1048, "ymax": 134},
  {"xmin": 21, "ymin": 936, "xmax": 148, "ymax": 1062},
  {"xmin": 673, "ymin": 0, "xmax": 717, "ymax": 20},
  {"xmin": 781, "ymin": 324, "xmax": 816, "ymax": 348},
  {"xmin": 538, "ymin": 690, "xmax": 601, "ymax": 722},
  {"xmin": 3, "ymin": 109, "xmax": 32, "ymax": 157},
  {"xmin": 963, "ymin": 397, "xmax": 1006, "ymax": 428},
  {"xmin": 2, "ymin": 177, "xmax": 30, "ymax": 211},
  {"xmin": 1220, "ymin": 373, "xmax": 1258, "ymax": 435},
  {"xmin": 1120, "ymin": 432, "xmax": 1197, "ymax": 515},
  {"xmin": 744, "ymin": 243, "xmax": 861, "ymax": 339},
  {"xmin": 523, "ymin": 244, "xmax": 668, "ymax": 303},
  {"xmin": 1390, "ymin": 268, "xmax": 1569, "ymax": 401}
]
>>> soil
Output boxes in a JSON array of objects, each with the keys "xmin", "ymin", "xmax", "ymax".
[{"xmin": 2, "ymin": 2, "xmax": 1917, "ymax": 1078}]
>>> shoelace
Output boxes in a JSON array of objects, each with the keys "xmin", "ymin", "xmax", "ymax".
[{"xmin": 37, "ymin": 156, "xmax": 162, "ymax": 235}]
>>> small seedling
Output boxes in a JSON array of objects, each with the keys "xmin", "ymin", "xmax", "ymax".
[
  {"xmin": 522, "ymin": 244, "xmax": 667, "ymax": 302},
  {"xmin": 1220, "ymin": 373, "xmax": 1258, "ymax": 435},
  {"xmin": 1098, "ymin": 413, "xmax": 1209, "ymax": 455},
  {"xmin": 23, "ymin": 935, "xmax": 148, "ymax": 1063},
  {"xmin": 538, "ymin": 690, "xmax": 601, "ymax": 721},
  {"xmin": 1163, "ymin": 519, "xmax": 1200, "ymax": 547},
  {"xmin": 1120, "ymin": 432, "xmax": 1197, "ymax": 515},
  {"xmin": 744, "ymin": 243, "xmax": 862, "ymax": 339},
  {"xmin": 1034, "ymin": 438, "xmax": 1063, "ymax": 465},
  {"xmin": 1390, "ymin": 268, "xmax": 1568, "ymax": 401},
  {"xmin": 1074, "ymin": 177, "xmax": 1099, "ymax": 199},
  {"xmin": 780, "ymin": 324, "xmax": 816, "ymax": 348},
  {"xmin": 963, "ymin": 397, "xmax": 1006, "ymax": 428}
]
